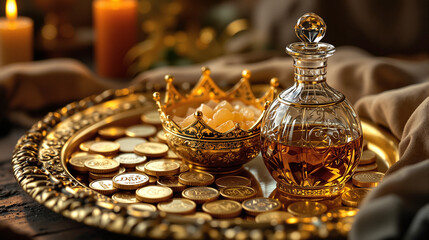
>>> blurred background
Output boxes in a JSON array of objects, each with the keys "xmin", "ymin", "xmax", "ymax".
[
  {"xmin": 0, "ymin": 0, "xmax": 427, "ymax": 134},
  {"xmin": 0, "ymin": 0, "xmax": 427, "ymax": 77}
]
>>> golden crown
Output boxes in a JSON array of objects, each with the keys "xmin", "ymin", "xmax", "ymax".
[{"xmin": 153, "ymin": 67, "xmax": 279, "ymax": 140}]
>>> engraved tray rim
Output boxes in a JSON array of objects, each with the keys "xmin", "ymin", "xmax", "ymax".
[{"xmin": 11, "ymin": 87, "xmax": 400, "ymax": 239}]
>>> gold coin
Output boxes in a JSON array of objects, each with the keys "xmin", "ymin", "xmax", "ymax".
[
  {"xmin": 68, "ymin": 154, "xmax": 104, "ymax": 172},
  {"xmin": 355, "ymin": 162, "xmax": 378, "ymax": 172},
  {"xmin": 202, "ymin": 200, "xmax": 242, "ymax": 218},
  {"xmin": 157, "ymin": 198, "xmax": 196, "ymax": 215},
  {"xmin": 134, "ymin": 142, "xmax": 169, "ymax": 158},
  {"xmin": 79, "ymin": 140, "xmax": 97, "ymax": 152},
  {"xmin": 143, "ymin": 159, "xmax": 181, "ymax": 176},
  {"xmin": 242, "ymin": 198, "xmax": 282, "ymax": 216},
  {"xmin": 183, "ymin": 212, "xmax": 213, "ymax": 221},
  {"xmin": 89, "ymin": 167, "xmax": 126, "ymax": 180},
  {"xmin": 141, "ymin": 111, "xmax": 162, "ymax": 126},
  {"xmin": 157, "ymin": 176, "xmax": 187, "ymax": 192},
  {"xmin": 88, "ymin": 141, "xmax": 120, "ymax": 156},
  {"xmin": 287, "ymin": 201, "xmax": 328, "ymax": 217},
  {"xmin": 98, "ymin": 126, "xmax": 126, "ymax": 139},
  {"xmin": 171, "ymin": 159, "xmax": 189, "ymax": 173},
  {"xmin": 255, "ymin": 211, "xmax": 295, "ymax": 223},
  {"xmin": 327, "ymin": 207, "xmax": 359, "ymax": 218},
  {"xmin": 182, "ymin": 187, "xmax": 219, "ymax": 204},
  {"xmin": 126, "ymin": 124, "xmax": 157, "ymax": 138},
  {"xmin": 112, "ymin": 172, "xmax": 149, "ymax": 190},
  {"xmin": 89, "ymin": 179, "xmax": 117, "ymax": 195},
  {"xmin": 148, "ymin": 175, "xmax": 157, "ymax": 185},
  {"xmin": 178, "ymin": 172, "xmax": 215, "ymax": 186},
  {"xmin": 215, "ymin": 176, "xmax": 251, "ymax": 188},
  {"xmin": 166, "ymin": 150, "xmax": 181, "ymax": 160},
  {"xmin": 359, "ymin": 150, "xmax": 377, "ymax": 165},
  {"xmin": 220, "ymin": 186, "xmax": 257, "ymax": 202},
  {"xmin": 114, "ymin": 153, "xmax": 147, "ymax": 168},
  {"xmin": 135, "ymin": 164, "xmax": 145, "ymax": 174},
  {"xmin": 84, "ymin": 158, "xmax": 120, "ymax": 173},
  {"xmin": 112, "ymin": 191, "xmax": 138, "ymax": 204},
  {"xmin": 136, "ymin": 185, "xmax": 173, "ymax": 203},
  {"xmin": 156, "ymin": 130, "xmax": 168, "ymax": 143},
  {"xmin": 342, "ymin": 188, "xmax": 372, "ymax": 207},
  {"xmin": 128, "ymin": 203, "xmax": 157, "ymax": 213},
  {"xmin": 115, "ymin": 137, "xmax": 147, "ymax": 153},
  {"xmin": 352, "ymin": 171, "xmax": 384, "ymax": 188}
]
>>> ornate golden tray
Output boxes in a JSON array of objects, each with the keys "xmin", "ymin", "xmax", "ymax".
[{"xmin": 12, "ymin": 86, "xmax": 399, "ymax": 239}]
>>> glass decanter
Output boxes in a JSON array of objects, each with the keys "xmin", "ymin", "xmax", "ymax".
[{"xmin": 261, "ymin": 13, "xmax": 362, "ymax": 198}]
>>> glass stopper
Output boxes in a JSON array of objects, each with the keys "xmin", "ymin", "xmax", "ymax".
[{"xmin": 295, "ymin": 13, "xmax": 326, "ymax": 48}]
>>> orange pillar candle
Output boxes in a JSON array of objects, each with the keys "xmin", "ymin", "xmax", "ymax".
[
  {"xmin": 93, "ymin": 0, "xmax": 138, "ymax": 78},
  {"xmin": 0, "ymin": 0, "xmax": 33, "ymax": 66}
]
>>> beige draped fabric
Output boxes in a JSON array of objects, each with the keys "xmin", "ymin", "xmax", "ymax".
[{"xmin": 0, "ymin": 59, "xmax": 108, "ymax": 112}]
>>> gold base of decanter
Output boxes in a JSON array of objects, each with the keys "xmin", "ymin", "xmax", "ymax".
[
  {"xmin": 269, "ymin": 187, "xmax": 343, "ymax": 211},
  {"xmin": 276, "ymin": 182, "xmax": 345, "ymax": 199}
]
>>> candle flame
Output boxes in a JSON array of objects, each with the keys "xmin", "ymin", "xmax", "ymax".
[{"xmin": 6, "ymin": 0, "xmax": 17, "ymax": 20}]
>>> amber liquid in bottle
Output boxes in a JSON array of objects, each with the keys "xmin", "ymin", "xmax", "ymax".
[{"xmin": 261, "ymin": 125, "xmax": 362, "ymax": 197}]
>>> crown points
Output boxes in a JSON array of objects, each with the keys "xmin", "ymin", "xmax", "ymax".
[
  {"xmin": 153, "ymin": 92, "xmax": 161, "ymax": 101},
  {"xmin": 264, "ymin": 101, "xmax": 271, "ymax": 110},
  {"xmin": 194, "ymin": 110, "xmax": 203, "ymax": 119},
  {"xmin": 155, "ymin": 68, "xmax": 279, "ymax": 138},
  {"xmin": 201, "ymin": 66, "xmax": 211, "ymax": 76},
  {"xmin": 242, "ymin": 69, "xmax": 251, "ymax": 79},
  {"xmin": 165, "ymin": 75, "xmax": 174, "ymax": 83},
  {"xmin": 270, "ymin": 78, "xmax": 279, "ymax": 88}
]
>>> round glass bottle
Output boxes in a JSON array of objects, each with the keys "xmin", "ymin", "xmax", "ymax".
[{"xmin": 261, "ymin": 13, "xmax": 362, "ymax": 198}]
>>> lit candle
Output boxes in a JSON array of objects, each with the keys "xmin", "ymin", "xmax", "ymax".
[
  {"xmin": 0, "ymin": 0, "xmax": 33, "ymax": 66},
  {"xmin": 93, "ymin": 0, "xmax": 138, "ymax": 78}
]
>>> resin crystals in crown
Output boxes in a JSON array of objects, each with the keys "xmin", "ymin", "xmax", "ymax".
[{"xmin": 153, "ymin": 67, "xmax": 278, "ymax": 174}]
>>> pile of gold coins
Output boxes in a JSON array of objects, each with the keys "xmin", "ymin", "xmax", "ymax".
[
  {"xmin": 340, "ymin": 145, "xmax": 385, "ymax": 209},
  {"xmin": 68, "ymin": 110, "xmax": 386, "ymax": 224},
  {"xmin": 68, "ymin": 110, "xmax": 282, "ymax": 220}
]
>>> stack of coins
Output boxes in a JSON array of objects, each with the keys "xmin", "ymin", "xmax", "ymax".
[
  {"xmin": 67, "ymin": 110, "xmax": 386, "ymax": 223},
  {"xmin": 287, "ymin": 201, "xmax": 328, "ymax": 217},
  {"xmin": 84, "ymin": 158, "xmax": 120, "ymax": 173},
  {"xmin": 337, "ymin": 149, "xmax": 384, "ymax": 208}
]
